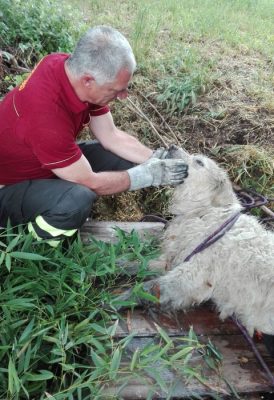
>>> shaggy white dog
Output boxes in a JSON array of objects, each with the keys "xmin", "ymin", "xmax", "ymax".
[{"xmin": 139, "ymin": 150, "xmax": 274, "ymax": 336}]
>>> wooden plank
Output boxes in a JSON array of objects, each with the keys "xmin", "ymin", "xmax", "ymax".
[
  {"xmin": 111, "ymin": 305, "xmax": 274, "ymax": 398},
  {"xmin": 80, "ymin": 220, "xmax": 165, "ymax": 243},
  {"xmin": 104, "ymin": 335, "xmax": 274, "ymax": 399},
  {"xmin": 216, "ymin": 337, "xmax": 274, "ymax": 392},
  {"xmin": 182, "ymin": 303, "xmax": 239, "ymax": 336},
  {"xmin": 115, "ymin": 303, "xmax": 239, "ymax": 337}
]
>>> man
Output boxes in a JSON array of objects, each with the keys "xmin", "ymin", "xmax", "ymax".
[{"xmin": 0, "ymin": 26, "xmax": 188, "ymax": 245}]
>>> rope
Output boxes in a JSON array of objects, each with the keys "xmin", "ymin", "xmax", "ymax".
[{"xmin": 232, "ymin": 316, "xmax": 274, "ymax": 387}]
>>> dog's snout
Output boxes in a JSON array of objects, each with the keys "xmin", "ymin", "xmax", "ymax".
[{"xmin": 167, "ymin": 145, "xmax": 190, "ymax": 162}]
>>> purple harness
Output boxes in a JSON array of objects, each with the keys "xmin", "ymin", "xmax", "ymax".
[{"xmin": 183, "ymin": 211, "xmax": 241, "ymax": 262}]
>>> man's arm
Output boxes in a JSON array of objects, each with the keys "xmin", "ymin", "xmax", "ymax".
[
  {"xmin": 52, "ymin": 113, "xmax": 188, "ymax": 194},
  {"xmin": 89, "ymin": 111, "xmax": 153, "ymax": 163},
  {"xmin": 52, "ymin": 154, "xmax": 130, "ymax": 195},
  {"xmin": 52, "ymin": 154, "xmax": 188, "ymax": 195}
]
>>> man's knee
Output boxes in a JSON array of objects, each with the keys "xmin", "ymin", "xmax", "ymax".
[{"xmin": 48, "ymin": 183, "xmax": 96, "ymax": 229}]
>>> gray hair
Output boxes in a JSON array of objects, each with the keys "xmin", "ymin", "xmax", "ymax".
[{"xmin": 66, "ymin": 26, "xmax": 136, "ymax": 85}]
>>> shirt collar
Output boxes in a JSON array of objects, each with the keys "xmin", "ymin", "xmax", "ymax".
[{"xmin": 59, "ymin": 55, "xmax": 88, "ymax": 114}]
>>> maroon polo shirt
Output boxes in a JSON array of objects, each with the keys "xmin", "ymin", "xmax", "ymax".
[{"xmin": 0, "ymin": 53, "xmax": 109, "ymax": 185}]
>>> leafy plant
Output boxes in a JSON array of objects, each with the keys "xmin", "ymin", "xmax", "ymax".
[
  {"xmin": 0, "ymin": 0, "xmax": 85, "ymax": 64},
  {"xmin": 156, "ymin": 73, "xmax": 205, "ymax": 115},
  {"xmin": 3, "ymin": 72, "xmax": 29, "ymax": 91}
]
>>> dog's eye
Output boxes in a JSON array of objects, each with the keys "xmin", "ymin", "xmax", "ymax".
[{"xmin": 195, "ymin": 159, "xmax": 204, "ymax": 167}]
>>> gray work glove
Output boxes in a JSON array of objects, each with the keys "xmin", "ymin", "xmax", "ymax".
[
  {"xmin": 153, "ymin": 145, "xmax": 189, "ymax": 160},
  {"xmin": 151, "ymin": 147, "xmax": 168, "ymax": 159},
  {"xmin": 127, "ymin": 157, "xmax": 188, "ymax": 191}
]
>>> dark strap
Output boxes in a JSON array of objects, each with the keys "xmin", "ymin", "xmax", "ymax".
[
  {"xmin": 184, "ymin": 212, "xmax": 241, "ymax": 262},
  {"xmin": 232, "ymin": 316, "xmax": 274, "ymax": 387}
]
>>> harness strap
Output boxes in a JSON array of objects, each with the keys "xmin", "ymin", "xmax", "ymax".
[{"xmin": 184, "ymin": 211, "xmax": 241, "ymax": 262}]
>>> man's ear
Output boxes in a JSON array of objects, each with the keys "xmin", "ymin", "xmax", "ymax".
[{"xmin": 81, "ymin": 74, "xmax": 95, "ymax": 88}]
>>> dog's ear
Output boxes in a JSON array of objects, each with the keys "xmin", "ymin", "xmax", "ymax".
[{"xmin": 211, "ymin": 173, "xmax": 237, "ymax": 207}]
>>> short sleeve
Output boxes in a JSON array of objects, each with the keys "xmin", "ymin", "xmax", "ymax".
[{"xmin": 89, "ymin": 104, "xmax": 110, "ymax": 117}]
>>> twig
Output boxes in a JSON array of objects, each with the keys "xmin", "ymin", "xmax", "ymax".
[
  {"xmin": 136, "ymin": 90, "xmax": 180, "ymax": 145},
  {"xmin": 261, "ymin": 205, "xmax": 274, "ymax": 219},
  {"xmin": 125, "ymin": 97, "xmax": 168, "ymax": 147},
  {"xmin": 124, "ymin": 102, "xmax": 146, "ymax": 120},
  {"xmin": 125, "ymin": 101, "xmax": 171, "ymax": 141}
]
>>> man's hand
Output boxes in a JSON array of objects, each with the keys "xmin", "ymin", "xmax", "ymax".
[{"xmin": 127, "ymin": 157, "xmax": 188, "ymax": 191}]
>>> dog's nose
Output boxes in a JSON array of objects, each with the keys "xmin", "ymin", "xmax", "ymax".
[{"xmin": 167, "ymin": 145, "xmax": 190, "ymax": 161}]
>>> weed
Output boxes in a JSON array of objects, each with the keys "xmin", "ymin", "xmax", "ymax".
[
  {"xmin": 155, "ymin": 52, "xmax": 210, "ymax": 115},
  {"xmin": 156, "ymin": 73, "xmax": 204, "ymax": 115}
]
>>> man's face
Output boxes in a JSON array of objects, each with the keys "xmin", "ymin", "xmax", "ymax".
[{"xmin": 84, "ymin": 69, "xmax": 132, "ymax": 106}]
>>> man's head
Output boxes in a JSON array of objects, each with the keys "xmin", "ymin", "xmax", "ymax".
[{"xmin": 66, "ymin": 26, "xmax": 136, "ymax": 105}]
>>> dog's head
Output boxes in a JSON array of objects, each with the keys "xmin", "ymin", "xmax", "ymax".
[{"xmin": 170, "ymin": 152, "xmax": 239, "ymax": 215}]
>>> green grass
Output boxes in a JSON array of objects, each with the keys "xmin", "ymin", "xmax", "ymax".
[
  {"xmin": 70, "ymin": 0, "xmax": 274, "ymax": 65},
  {"xmin": 211, "ymin": 145, "xmax": 274, "ymax": 197},
  {"xmin": 0, "ymin": 227, "xmax": 224, "ymax": 399}
]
